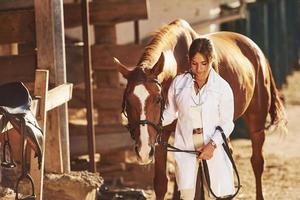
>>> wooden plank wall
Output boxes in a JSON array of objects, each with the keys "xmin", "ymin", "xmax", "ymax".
[
  {"xmin": 0, "ymin": 2, "xmax": 36, "ymax": 84},
  {"xmin": 0, "ymin": 55, "xmax": 36, "ymax": 85},
  {"xmin": 64, "ymin": 0, "xmax": 149, "ymax": 27},
  {"xmin": 66, "ymin": 0, "xmax": 149, "ymax": 154},
  {"xmin": 0, "ymin": 6, "xmax": 36, "ymax": 85},
  {"xmin": 0, "ymin": 0, "xmax": 149, "ymax": 156},
  {"xmin": 0, "ymin": 9, "xmax": 35, "ymax": 44},
  {"xmin": 91, "ymin": 0, "xmax": 148, "ymax": 127}
]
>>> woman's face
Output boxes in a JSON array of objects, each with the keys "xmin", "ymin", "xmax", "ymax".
[{"xmin": 190, "ymin": 52, "xmax": 211, "ymax": 81}]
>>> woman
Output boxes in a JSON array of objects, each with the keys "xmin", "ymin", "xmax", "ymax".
[{"xmin": 162, "ymin": 38, "xmax": 235, "ymax": 199}]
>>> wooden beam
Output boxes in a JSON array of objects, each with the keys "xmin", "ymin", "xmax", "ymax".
[
  {"xmin": 192, "ymin": 13, "xmax": 246, "ymax": 30},
  {"xmin": 46, "ymin": 83, "xmax": 73, "ymax": 112},
  {"xmin": 30, "ymin": 69, "xmax": 49, "ymax": 200},
  {"xmin": 18, "ymin": 43, "xmax": 36, "ymax": 55},
  {"xmin": 70, "ymin": 87, "xmax": 124, "ymax": 109},
  {"xmin": 69, "ymin": 123, "xmax": 127, "ymax": 136},
  {"xmin": 0, "ymin": 55, "xmax": 36, "ymax": 85},
  {"xmin": 64, "ymin": 44, "xmax": 144, "ymax": 83},
  {"xmin": 0, "ymin": 9, "xmax": 35, "ymax": 44},
  {"xmin": 98, "ymin": 109, "xmax": 122, "ymax": 125},
  {"xmin": 192, "ymin": 0, "xmax": 247, "ymax": 29},
  {"xmin": 53, "ymin": 0, "xmax": 71, "ymax": 174},
  {"xmin": 92, "ymin": 44, "xmax": 144, "ymax": 69},
  {"xmin": 94, "ymin": 70, "xmax": 120, "ymax": 88},
  {"xmin": 69, "ymin": 126, "xmax": 131, "ymax": 156},
  {"xmin": 34, "ymin": 0, "xmax": 55, "ymax": 78},
  {"xmin": 94, "ymin": 25, "xmax": 117, "ymax": 44},
  {"xmin": 64, "ymin": 0, "xmax": 149, "ymax": 28},
  {"xmin": 0, "ymin": 0, "xmax": 33, "ymax": 11}
]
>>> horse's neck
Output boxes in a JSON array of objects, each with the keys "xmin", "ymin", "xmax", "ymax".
[
  {"xmin": 138, "ymin": 52, "xmax": 177, "ymax": 84},
  {"xmin": 161, "ymin": 77, "xmax": 174, "ymax": 98}
]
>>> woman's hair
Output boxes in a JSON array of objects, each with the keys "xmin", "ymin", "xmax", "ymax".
[{"xmin": 188, "ymin": 38, "xmax": 217, "ymax": 65}]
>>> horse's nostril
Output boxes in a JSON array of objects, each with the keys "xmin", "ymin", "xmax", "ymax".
[
  {"xmin": 149, "ymin": 146, "xmax": 154, "ymax": 157},
  {"xmin": 135, "ymin": 145, "xmax": 140, "ymax": 154}
]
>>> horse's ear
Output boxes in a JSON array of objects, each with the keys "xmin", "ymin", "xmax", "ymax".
[
  {"xmin": 113, "ymin": 57, "xmax": 129, "ymax": 79},
  {"xmin": 150, "ymin": 52, "xmax": 165, "ymax": 76}
]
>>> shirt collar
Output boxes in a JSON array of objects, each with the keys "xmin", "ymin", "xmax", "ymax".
[{"xmin": 188, "ymin": 67, "xmax": 216, "ymax": 83}]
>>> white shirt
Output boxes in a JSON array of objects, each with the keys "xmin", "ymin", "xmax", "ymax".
[
  {"xmin": 162, "ymin": 68, "xmax": 235, "ymax": 196},
  {"xmin": 190, "ymin": 83, "xmax": 206, "ymax": 129}
]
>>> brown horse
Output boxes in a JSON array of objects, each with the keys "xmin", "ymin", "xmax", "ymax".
[{"xmin": 115, "ymin": 19, "xmax": 287, "ymax": 200}]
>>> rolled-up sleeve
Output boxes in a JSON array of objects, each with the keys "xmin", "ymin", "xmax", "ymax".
[
  {"xmin": 162, "ymin": 79, "xmax": 178, "ymax": 126},
  {"xmin": 211, "ymin": 82, "xmax": 234, "ymax": 146}
]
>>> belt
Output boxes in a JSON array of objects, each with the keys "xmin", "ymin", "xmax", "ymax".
[{"xmin": 193, "ymin": 128, "xmax": 203, "ymax": 135}]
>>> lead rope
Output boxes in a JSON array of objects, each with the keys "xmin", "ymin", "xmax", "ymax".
[
  {"xmin": 202, "ymin": 126, "xmax": 241, "ymax": 199},
  {"xmin": 160, "ymin": 141, "xmax": 200, "ymax": 155},
  {"xmin": 161, "ymin": 126, "xmax": 241, "ymax": 199}
]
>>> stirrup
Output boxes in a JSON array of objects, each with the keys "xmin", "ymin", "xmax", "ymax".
[
  {"xmin": 1, "ymin": 140, "xmax": 16, "ymax": 168},
  {"xmin": 15, "ymin": 173, "xmax": 36, "ymax": 200}
]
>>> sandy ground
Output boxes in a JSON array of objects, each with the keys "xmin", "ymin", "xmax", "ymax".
[{"xmin": 231, "ymin": 104, "xmax": 300, "ymax": 200}]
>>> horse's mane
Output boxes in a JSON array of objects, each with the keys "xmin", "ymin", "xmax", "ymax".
[{"xmin": 138, "ymin": 19, "xmax": 196, "ymax": 68}]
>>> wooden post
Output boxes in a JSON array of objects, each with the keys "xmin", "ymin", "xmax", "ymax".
[
  {"xmin": 81, "ymin": 0, "xmax": 96, "ymax": 172},
  {"xmin": 94, "ymin": 25, "xmax": 117, "ymax": 44},
  {"xmin": 134, "ymin": 20, "xmax": 140, "ymax": 44},
  {"xmin": 278, "ymin": 0, "xmax": 288, "ymax": 84},
  {"xmin": 30, "ymin": 70, "xmax": 49, "ymax": 200},
  {"xmin": 52, "ymin": 0, "xmax": 71, "ymax": 173},
  {"xmin": 34, "ymin": 0, "xmax": 69, "ymax": 173},
  {"xmin": 267, "ymin": 0, "xmax": 280, "ymax": 85},
  {"xmin": 286, "ymin": 0, "xmax": 300, "ymax": 68}
]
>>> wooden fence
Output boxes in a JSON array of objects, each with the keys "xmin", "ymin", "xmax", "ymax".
[
  {"xmin": 221, "ymin": 0, "xmax": 300, "ymax": 87},
  {"xmin": 221, "ymin": 0, "xmax": 300, "ymax": 138},
  {"xmin": 65, "ymin": 0, "xmax": 149, "ymax": 156},
  {"xmin": 0, "ymin": 1, "xmax": 73, "ymax": 198}
]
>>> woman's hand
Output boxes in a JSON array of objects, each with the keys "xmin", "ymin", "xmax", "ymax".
[{"xmin": 197, "ymin": 141, "xmax": 216, "ymax": 160}]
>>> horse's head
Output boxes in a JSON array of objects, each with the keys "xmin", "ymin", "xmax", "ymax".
[{"xmin": 114, "ymin": 54, "xmax": 165, "ymax": 164}]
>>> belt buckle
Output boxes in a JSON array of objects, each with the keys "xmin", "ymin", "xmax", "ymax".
[{"xmin": 193, "ymin": 128, "xmax": 203, "ymax": 135}]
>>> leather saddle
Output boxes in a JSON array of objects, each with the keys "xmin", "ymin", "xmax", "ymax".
[{"xmin": 0, "ymin": 81, "xmax": 43, "ymax": 169}]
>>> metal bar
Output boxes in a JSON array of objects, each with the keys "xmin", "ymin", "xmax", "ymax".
[
  {"xmin": 134, "ymin": 20, "xmax": 140, "ymax": 44},
  {"xmin": 192, "ymin": 0, "xmax": 246, "ymax": 29},
  {"xmin": 53, "ymin": 0, "xmax": 70, "ymax": 173},
  {"xmin": 192, "ymin": 13, "xmax": 246, "ymax": 30},
  {"xmin": 81, "ymin": 0, "xmax": 96, "ymax": 172}
]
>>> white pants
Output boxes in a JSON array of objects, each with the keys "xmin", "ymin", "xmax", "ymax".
[{"xmin": 180, "ymin": 134, "xmax": 203, "ymax": 200}]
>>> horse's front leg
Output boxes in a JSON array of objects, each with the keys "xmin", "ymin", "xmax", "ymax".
[
  {"xmin": 154, "ymin": 139, "xmax": 169, "ymax": 200},
  {"xmin": 154, "ymin": 121, "xmax": 176, "ymax": 200}
]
